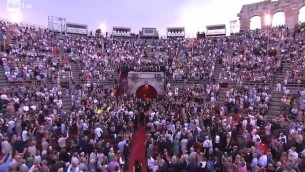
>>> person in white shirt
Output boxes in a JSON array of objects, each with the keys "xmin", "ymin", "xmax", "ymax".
[
  {"xmin": 242, "ymin": 118, "xmax": 248, "ymax": 129},
  {"xmin": 168, "ymin": 91, "xmax": 173, "ymax": 97},
  {"xmin": 147, "ymin": 156, "xmax": 155, "ymax": 171},
  {"xmin": 284, "ymin": 89, "xmax": 290, "ymax": 95},
  {"xmin": 215, "ymin": 135, "xmax": 220, "ymax": 144},
  {"xmin": 279, "ymin": 133, "xmax": 287, "ymax": 143},
  {"xmin": 94, "ymin": 126, "xmax": 103, "ymax": 140},
  {"xmin": 252, "ymin": 133, "xmax": 261, "ymax": 143},
  {"xmin": 210, "ymin": 96, "xmax": 216, "ymax": 103},
  {"xmin": 61, "ymin": 123, "xmax": 66, "ymax": 134},
  {"xmin": 199, "ymin": 159, "xmax": 207, "ymax": 169},
  {"xmin": 258, "ymin": 153, "xmax": 267, "ymax": 167},
  {"xmin": 1, "ymin": 140, "xmax": 12, "ymax": 155},
  {"xmin": 82, "ymin": 121, "xmax": 89, "ymax": 131},
  {"xmin": 128, "ymin": 111, "xmax": 134, "ymax": 118},
  {"xmin": 174, "ymin": 87, "xmax": 179, "ymax": 97},
  {"xmin": 167, "ymin": 122, "xmax": 176, "ymax": 133},
  {"xmin": 7, "ymin": 120, "xmax": 15, "ymax": 135},
  {"xmin": 288, "ymin": 148, "xmax": 298, "ymax": 164},
  {"xmin": 117, "ymin": 139, "xmax": 126, "ymax": 156},
  {"xmin": 276, "ymin": 82, "xmax": 282, "ymax": 91},
  {"xmin": 21, "ymin": 128, "xmax": 28, "ymax": 142},
  {"xmin": 202, "ymin": 136, "xmax": 213, "ymax": 149},
  {"xmin": 58, "ymin": 132, "xmax": 69, "ymax": 148}
]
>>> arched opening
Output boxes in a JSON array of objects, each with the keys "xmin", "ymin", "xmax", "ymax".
[
  {"xmin": 250, "ymin": 16, "xmax": 262, "ymax": 30},
  {"xmin": 272, "ymin": 12, "xmax": 285, "ymax": 26},
  {"xmin": 136, "ymin": 85, "xmax": 157, "ymax": 101},
  {"xmin": 299, "ymin": 6, "xmax": 305, "ymax": 23}
]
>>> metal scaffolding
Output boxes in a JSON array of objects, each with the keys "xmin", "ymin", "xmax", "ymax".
[{"xmin": 48, "ymin": 16, "xmax": 66, "ymax": 33}]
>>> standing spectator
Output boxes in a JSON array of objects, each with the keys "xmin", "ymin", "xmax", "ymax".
[{"xmin": 133, "ymin": 159, "xmax": 142, "ymax": 172}]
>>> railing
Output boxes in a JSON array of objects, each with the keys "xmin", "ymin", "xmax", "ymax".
[
  {"xmin": 241, "ymin": 79, "xmax": 273, "ymax": 86},
  {"xmin": 286, "ymin": 82, "xmax": 305, "ymax": 88},
  {"xmin": 7, "ymin": 79, "xmax": 58, "ymax": 87},
  {"xmin": 168, "ymin": 78, "xmax": 212, "ymax": 85},
  {"xmin": 80, "ymin": 79, "xmax": 115, "ymax": 85}
]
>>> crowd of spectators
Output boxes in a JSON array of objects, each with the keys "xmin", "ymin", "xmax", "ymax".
[
  {"xmin": 0, "ymin": 18, "xmax": 305, "ymax": 172},
  {"xmin": 0, "ymin": 21, "xmax": 70, "ymax": 83},
  {"xmin": 165, "ymin": 39, "xmax": 226, "ymax": 81},
  {"xmin": 144, "ymin": 91, "xmax": 305, "ymax": 172},
  {"xmin": 276, "ymin": 23, "xmax": 305, "ymax": 122},
  {"xmin": 280, "ymin": 87, "xmax": 305, "ymax": 122},
  {"xmin": 0, "ymin": 85, "xmax": 64, "ymax": 117},
  {"xmin": 220, "ymin": 27, "xmax": 289, "ymax": 84},
  {"xmin": 222, "ymin": 85, "xmax": 271, "ymax": 116},
  {"xmin": 143, "ymin": 26, "xmax": 305, "ymax": 172},
  {"xmin": 283, "ymin": 24, "xmax": 305, "ymax": 86},
  {"xmin": 0, "ymin": 84, "xmax": 139, "ymax": 171}
]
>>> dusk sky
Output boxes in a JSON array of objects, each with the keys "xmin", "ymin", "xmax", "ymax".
[{"xmin": 0, "ymin": 0, "xmax": 279, "ymax": 36}]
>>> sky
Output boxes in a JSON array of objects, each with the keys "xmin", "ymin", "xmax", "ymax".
[{"xmin": 0, "ymin": 0, "xmax": 294, "ymax": 36}]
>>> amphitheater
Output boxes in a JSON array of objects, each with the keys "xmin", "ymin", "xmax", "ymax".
[{"xmin": 0, "ymin": 0, "xmax": 305, "ymax": 172}]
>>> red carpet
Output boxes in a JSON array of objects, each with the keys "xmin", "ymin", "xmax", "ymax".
[{"xmin": 128, "ymin": 126, "xmax": 146, "ymax": 172}]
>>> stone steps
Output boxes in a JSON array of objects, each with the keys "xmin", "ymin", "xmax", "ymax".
[
  {"xmin": 213, "ymin": 60, "xmax": 222, "ymax": 83},
  {"xmin": 70, "ymin": 61, "xmax": 80, "ymax": 84},
  {"xmin": 62, "ymin": 94, "xmax": 72, "ymax": 113},
  {"xmin": 266, "ymin": 61, "xmax": 290, "ymax": 117},
  {"xmin": 216, "ymin": 88, "xmax": 229, "ymax": 105},
  {"xmin": 0, "ymin": 65, "xmax": 8, "ymax": 88}
]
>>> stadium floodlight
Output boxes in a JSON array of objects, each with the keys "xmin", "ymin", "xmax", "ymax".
[
  {"xmin": 10, "ymin": 11, "xmax": 21, "ymax": 23},
  {"xmin": 265, "ymin": 14, "xmax": 272, "ymax": 26},
  {"xmin": 99, "ymin": 23, "xmax": 107, "ymax": 33}
]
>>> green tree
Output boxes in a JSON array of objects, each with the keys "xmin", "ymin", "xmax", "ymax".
[{"xmin": 95, "ymin": 28, "xmax": 101, "ymax": 36}]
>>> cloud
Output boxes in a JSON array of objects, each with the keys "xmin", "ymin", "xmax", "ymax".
[{"xmin": 169, "ymin": 0, "xmax": 267, "ymax": 36}]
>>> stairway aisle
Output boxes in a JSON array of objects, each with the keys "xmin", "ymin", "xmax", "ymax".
[
  {"xmin": 213, "ymin": 60, "xmax": 222, "ymax": 84},
  {"xmin": 70, "ymin": 61, "xmax": 81, "ymax": 84},
  {"xmin": 266, "ymin": 60, "xmax": 290, "ymax": 119},
  {"xmin": 214, "ymin": 45, "xmax": 234, "ymax": 84},
  {"xmin": 128, "ymin": 126, "xmax": 147, "ymax": 172},
  {"xmin": 216, "ymin": 87, "xmax": 229, "ymax": 105},
  {"xmin": 62, "ymin": 89, "xmax": 72, "ymax": 113},
  {"xmin": 0, "ymin": 65, "xmax": 8, "ymax": 88}
]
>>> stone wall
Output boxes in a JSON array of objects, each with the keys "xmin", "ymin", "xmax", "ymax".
[
  {"xmin": 127, "ymin": 72, "xmax": 164, "ymax": 96},
  {"xmin": 238, "ymin": 0, "xmax": 305, "ymax": 31}
]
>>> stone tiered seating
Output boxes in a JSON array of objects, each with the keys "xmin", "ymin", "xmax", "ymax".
[{"xmin": 267, "ymin": 91, "xmax": 283, "ymax": 119}]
